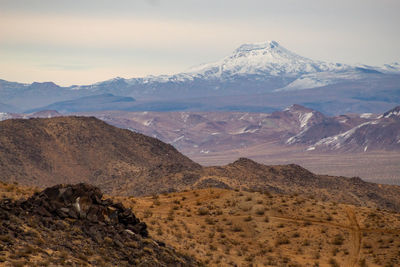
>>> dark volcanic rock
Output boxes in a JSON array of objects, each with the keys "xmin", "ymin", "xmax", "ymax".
[
  {"xmin": 195, "ymin": 178, "xmax": 231, "ymax": 190},
  {"xmin": 0, "ymin": 183, "xmax": 198, "ymax": 266},
  {"xmin": 22, "ymin": 183, "xmax": 147, "ymax": 236}
]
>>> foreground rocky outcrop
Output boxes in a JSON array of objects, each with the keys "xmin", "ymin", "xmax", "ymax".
[{"xmin": 0, "ymin": 183, "xmax": 198, "ymax": 266}]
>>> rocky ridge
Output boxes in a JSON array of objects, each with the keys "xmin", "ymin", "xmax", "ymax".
[{"xmin": 1, "ymin": 116, "xmax": 400, "ymax": 213}]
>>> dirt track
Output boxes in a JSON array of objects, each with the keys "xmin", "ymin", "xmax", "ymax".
[{"xmin": 345, "ymin": 207, "xmax": 361, "ymax": 267}]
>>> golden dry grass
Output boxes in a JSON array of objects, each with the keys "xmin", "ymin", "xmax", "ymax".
[
  {"xmin": 118, "ymin": 188, "xmax": 400, "ymax": 267},
  {"xmin": 2, "ymin": 181, "xmax": 400, "ymax": 266},
  {"xmin": 0, "ymin": 181, "xmax": 39, "ymax": 200}
]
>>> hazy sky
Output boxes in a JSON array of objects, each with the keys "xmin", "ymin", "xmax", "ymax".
[{"xmin": 1, "ymin": 0, "xmax": 399, "ymax": 86}]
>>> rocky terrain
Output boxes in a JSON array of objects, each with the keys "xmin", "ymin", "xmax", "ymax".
[
  {"xmin": 0, "ymin": 115, "xmax": 400, "ymax": 266},
  {"xmin": 0, "ymin": 116, "xmax": 201, "ymax": 196},
  {"xmin": 73, "ymin": 105, "xmax": 400, "ymax": 184},
  {"xmin": 126, "ymin": 188, "xmax": 400, "ymax": 267},
  {"xmin": 2, "ymin": 180, "xmax": 400, "ymax": 267},
  {"xmin": 203, "ymin": 158, "xmax": 400, "ymax": 212},
  {"xmin": 0, "ymin": 183, "xmax": 198, "ymax": 266},
  {"xmin": 1, "ymin": 116, "xmax": 400, "ymax": 213}
]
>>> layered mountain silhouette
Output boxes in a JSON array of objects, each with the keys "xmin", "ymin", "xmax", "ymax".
[
  {"xmin": 1, "ymin": 116, "xmax": 399, "ymax": 212},
  {"xmin": 74, "ymin": 105, "xmax": 399, "ymax": 153},
  {"xmin": 306, "ymin": 106, "xmax": 400, "ymax": 152},
  {"xmin": 2, "ymin": 105, "xmax": 399, "ymax": 154},
  {"xmin": 26, "ymin": 94, "xmax": 136, "ymax": 113},
  {"xmin": 1, "ymin": 41, "xmax": 399, "ymax": 114}
]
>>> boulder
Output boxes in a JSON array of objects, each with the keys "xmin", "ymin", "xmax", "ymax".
[{"xmin": 22, "ymin": 183, "xmax": 148, "ymax": 237}]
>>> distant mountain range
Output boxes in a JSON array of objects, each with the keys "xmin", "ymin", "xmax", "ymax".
[
  {"xmin": 1, "ymin": 116, "xmax": 400, "ymax": 212},
  {"xmin": 26, "ymin": 94, "xmax": 136, "ymax": 113},
  {"xmin": 305, "ymin": 106, "xmax": 400, "ymax": 152},
  {"xmin": 2, "ymin": 104, "xmax": 399, "ymax": 154},
  {"xmin": 2, "ymin": 105, "xmax": 398, "ymax": 184},
  {"xmin": 1, "ymin": 41, "xmax": 399, "ymax": 114},
  {"xmin": 85, "ymin": 104, "xmax": 400, "ymax": 154}
]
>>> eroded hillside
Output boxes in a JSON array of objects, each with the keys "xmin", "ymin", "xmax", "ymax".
[{"xmin": 1, "ymin": 116, "xmax": 400, "ymax": 213}]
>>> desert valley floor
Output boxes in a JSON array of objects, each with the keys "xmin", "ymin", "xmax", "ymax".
[{"xmin": 190, "ymin": 144, "xmax": 400, "ymax": 186}]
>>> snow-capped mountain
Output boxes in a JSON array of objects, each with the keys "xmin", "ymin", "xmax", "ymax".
[
  {"xmin": 72, "ymin": 41, "xmax": 396, "ymax": 98},
  {"xmin": 1, "ymin": 41, "xmax": 399, "ymax": 114},
  {"xmin": 382, "ymin": 105, "xmax": 400, "ymax": 119},
  {"xmin": 0, "ymin": 110, "xmax": 62, "ymax": 121},
  {"xmin": 184, "ymin": 41, "xmax": 350, "ymax": 79},
  {"xmin": 80, "ymin": 41, "xmax": 358, "ymax": 90},
  {"xmin": 302, "ymin": 106, "xmax": 400, "ymax": 152},
  {"xmin": 0, "ymin": 112, "xmax": 12, "ymax": 121},
  {"xmin": 375, "ymin": 62, "xmax": 400, "ymax": 73},
  {"xmin": 268, "ymin": 104, "xmax": 326, "ymax": 137},
  {"xmin": 276, "ymin": 69, "xmax": 374, "ymax": 91}
]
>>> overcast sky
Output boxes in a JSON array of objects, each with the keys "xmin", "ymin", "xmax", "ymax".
[{"xmin": 0, "ymin": 0, "xmax": 399, "ymax": 86}]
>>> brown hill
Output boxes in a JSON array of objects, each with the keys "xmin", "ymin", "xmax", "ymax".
[
  {"xmin": 0, "ymin": 116, "xmax": 201, "ymax": 196},
  {"xmin": 1, "ymin": 116, "xmax": 400, "ymax": 213},
  {"xmin": 3, "ymin": 107, "xmax": 400, "ymax": 184},
  {"xmin": 72, "ymin": 108, "xmax": 400, "ymax": 184},
  {"xmin": 202, "ymin": 158, "xmax": 400, "ymax": 212},
  {"xmin": 0, "ymin": 183, "xmax": 198, "ymax": 266}
]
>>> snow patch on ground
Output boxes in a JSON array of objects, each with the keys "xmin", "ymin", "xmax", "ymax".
[
  {"xmin": 299, "ymin": 112, "xmax": 314, "ymax": 128},
  {"xmin": 232, "ymin": 127, "xmax": 259, "ymax": 135},
  {"xmin": 239, "ymin": 113, "xmax": 249, "ymax": 120},
  {"xmin": 143, "ymin": 119, "xmax": 154, "ymax": 126},
  {"xmin": 276, "ymin": 70, "xmax": 365, "ymax": 91},
  {"xmin": 384, "ymin": 111, "xmax": 400, "ymax": 118},
  {"xmin": 280, "ymin": 76, "xmax": 330, "ymax": 90},
  {"xmin": 0, "ymin": 112, "xmax": 11, "ymax": 121},
  {"xmin": 172, "ymin": 135, "xmax": 185, "ymax": 143},
  {"xmin": 286, "ymin": 126, "xmax": 309, "ymax": 144},
  {"xmin": 312, "ymin": 121, "xmax": 374, "ymax": 149},
  {"xmin": 360, "ymin": 113, "xmax": 373, "ymax": 119},
  {"xmin": 180, "ymin": 113, "xmax": 189, "ymax": 123}
]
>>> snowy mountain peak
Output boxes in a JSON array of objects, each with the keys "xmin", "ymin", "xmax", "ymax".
[
  {"xmin": 0, "ymin": 112, "xmax": 12, "ymax": 121},
  {"xmin": 284, "ymin": 104, "xmax": 314, "ymax": 113},
  {"xmin": 234, "ymin": 40, "xmax": 281, "ymax": 53},
  {"xmin": 383, "ymin": 106, "xmax": 400, "ymax": 119},
  {"xmin": 381, "ymin": 62, "xmax": 400, "ymax": 73},
  {"xmin": 67, "ymin": 40, "xmax": 400, "ymax": 96},
  {"xmin": 187, "ymin": 40, "xmax": 329, "ymax": 78}
]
